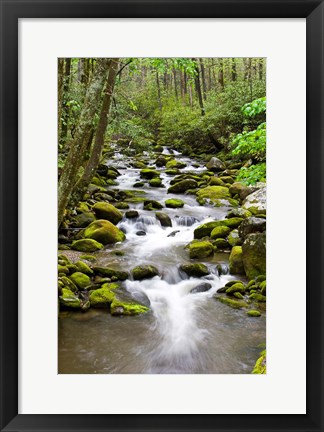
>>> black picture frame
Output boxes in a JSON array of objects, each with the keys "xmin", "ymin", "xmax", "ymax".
[{"xmin": 1, "ymin": 1, "xmax": 323, "ymax": 431}]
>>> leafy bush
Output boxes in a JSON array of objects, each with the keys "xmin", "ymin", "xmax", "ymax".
[{"xmin": 236, "ymin": 163, "xmax": 266, "ymax": 185}]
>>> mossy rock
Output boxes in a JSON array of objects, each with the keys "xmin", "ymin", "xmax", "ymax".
[
  {"xmin": 92, "ymin": 266, "xmax": 129, "ymax": 281},
  {"xmin": 215, "ymin": 296, "xmax": 248, "ymax": 309},
  {"xmin": 255, "ymin": 275, "xmax": 266, "ymax": 283},
  {"xmin": 168, "ymin": 179, "xmax": 198, "ymax": 194},
  {"xmin": 252, "ymin": 350, "xmax": 266, "ymax": 374},
  {"xmin": 114, "ymin": 202, "xmax": 130, "ymax": 210},
  {"xmin": 140, "ymin": 169, "xmax": 160, "ymax": 179},
  {"xmin": 189, "ymin": 241, "xmax": 214, "ymax": 259},
  {"xmin": 71, "ymin": 238, "xmax": 104, "ymax": 252},
  {"xmin": 58, "ymin": 265, "xmax": 69, "ymax": 275},
  {"xmin": 75, "ymin": 261, "xmax": 93, "ymax": 275},
  {"xmin": 143, "ymin": 199, "xmax": 163, "ymax": 210},
  {"xmin": 92, "ymin": 202, "xmax": 123, "ymax": 225},
  {"xmin": 149, "ymin": 177, "xmax": 163, "ymax": 187},
  {"xmin": 226, "ymin": 282, "xmax": 245, "ymax": 295},
  {"xmin": 165, "ymin": 169, "xmax": 180, "ymax": 176},
  {"xmin": 194, "ymin": 218, "xmax": 243, "ymax": 239},
  {"xmin": 155, "ymin": 155, "xmax": 167, "ymax": 167},
  {"xmin": 234, "ymin": 292, "xmax": 244, "ymax": 299},
  {"xmin": 155, "ymin": 212, "xmax": 172, "ymax": 227},
  {"xmin": 165, "ymin": 159, "xmax": 187, "ymax": 169},
  {"xmin": 208, "ymin": 176, "xmax": 226, "ymax": 186},
  {"xmin": 249, "ymin": 293, "xmax": 266, "ymax": 302},
  {"xmin": 69, "ymin": 272, "xmax": 91, "ymax": 289},
  {"xmin": 227, "ymin": 208, "xmax": 252, "ymax": 219},
  {"xmin": 89, "ymin": 284, "xmax": 117, "ymax": 308},
  {"xmin": 180, "ymin": 263, "xmax": 210, "ymax": 277},
  {"xmin": 74, "ymin": 212, "xmax": 96, "ymax": 228},
  {"xmin": 165, "ymin": 199, "xmax": 185, "ymax": 208},
  {"xmin": 247, "ymin": 310, "xmax": 261, "ymax": 317},
  {"xmin": 132, "ymin": 265, "xmax": 160, "ymax": 280},
  {"xmin": 210, "ymin": 225, "xmax": 231, "ymax": 240},
  {"xmin": 259, "ymin": 280, "xmax": 266, "ymax": 295},
  {"xmin": 196, "ymin": 186, "xmax": 230, "ymax": 205},
  {"xmin": 59, "ymin": 276, "xmax": 78, "ymax": 292},
  {"xmin": 242, "ymin": 232, "xmax": 266, "ymax": 280},
  {"xmin": 84, "ymin": 219, "xmax": 126, "ymax": 245},
  {"xmin": 205, "ymin": 157, "xmax": 226, "ymax": 172},
  {"xmin": 238, "ymin": 217, "xmax": 266, "ymax": 239},
  {"xmin": 110, "ymin": 300, "xmax": 149, "ymax": 316},
  {"xmin": 228, "ymin": 229, "xmax": 243, "ymax": 246},
  {"xmin": 131, "ymin": 161, "xmax": 147, "ymax": 169},
  {"xmin": 213, "ymin": 238, "xmax": 230, "ymax": 249},
  {"xmin": 79, "ymin": 254, "xmax": 97, "ymax": 262},
  {"xmin": 229, "ymin": 246, "xmax": 245, "ymax": 275},
  {"xmin": 59, "ymin": 288, "xmax": 81, "ymax": 309}
]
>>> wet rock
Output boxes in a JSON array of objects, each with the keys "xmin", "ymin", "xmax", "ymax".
[
  {"xmin": 229, "ymin": 246, "xmax": 245, "ymax": 275},
  {"xmin": 226, "ymin": 207, "xmax": 252, "ymax": 219},
  {"xmin": 214, "ymin": 238, "xmax": 230, "ymax": 249},
  {"xmin": 75, "ymin": 261, "xmax": 93, "ymax": 275},
  {"xmin": 215, "ymin": 295, "xmax": 248, "ymax": 309},
  {"xmin": 249, "ymin": 293, "xmax": 266, "ymax": 302},
  {"xmin": 132, "ymin": 265, "xmax": 160, "ymax": 280},
  {"xmin": 125, "ymin": 210, "xmax": 139, "ymax": 219},
  {"xmin": 92, "ymin": 267, "xmax": 129, "ymax": 281},
  {"xmin": 136, "ymin": 231, "xmax": 146, "ymax": 236},
  {"xmin": 194, "ymin": 218, "xmax": 243, "ymax": 239},
  {"xmin": 219, "ymin": 176, "xmax": 234, "ymax": 184},
  {"xmin": 228, "ymin": 229, "xmax": 243, "ymax": 246},
  {"xmin": 74, "ymin": 212, "xmax": 96, "ymax": 228},
  {"xmin": 114, "ymin": 202, "xmax": 130, "ymax": 210},
  {"xmin": 188, "ymin": 241, "xmax": 214, "ymax": 259},
  {"xmin": 69, "ymin": 272, "xmax": 91, "ymax": 289},
  {"xmin": 242, "ymin": 232, "xmax": 266, "ymax": 280},
  {"xmin": 190, "ymin": 282, "xmax": 212, "ymax": 294},
  {"xmin": 165, "ymin": 159, "xmax": 187, "ymax": 169},
  {"xmin": 238, "ymin": 217, "xmax": 266, "ymax": 239},
  {"xmin": 165, "ymin": 198, "xmax": 185, "ymax": 208},
  {"xmin": 225, "ymin": 282, "xmax": 245, "ymax": 295},
  {"xmin": 242, "ymin": 184, "xmax": 266, "ymax": 214},
  {"xmin": 208, "ymin": 176, "xmax": 226, "ymax": 186},
  {"xmin": 205, "ymin": 156, "xmax": 226, "ymax": 172},
  {"xmin": 155, "ymin": 212, "xmax": 172, "ymax": 227},
  {"xmin": 180, "ymin": 263, "xmax": 210, "ymax": 277},
  {"xmin": 167, "ymin": 230, "xmax": 180, "ymax": 237},
  {"xmin": 140, "ymin": 169, "xmax": 160, "ymax": 179},
  {"xmin": 149, "ymin": 177, "xmax": 163, "ymax": 187},
  {"xmin": 165, "ymin": 169, "xmax": 180, "ymax": 176},
  {"xmin": 143, "ymin": 199, "xmax": 163, "ymax": 210},
  {"xmin": 133, "ymin": 181, "xmax": 145, "ymax": 188},
  {"xmin": 196, "ymin": 186, "xmax": 230, "ymax": 205},
  {"xmin": 168, "ymin": 179, "xmax": 198, "ymax": 194},
  {"xmin": 247, "ymin": 309, "xmax": 261, "ymax": 317},
  {"xmin": 210, "ymin": 225, "xmax": 231, "ymax": 239},
  {"xmin": 155, "ymin": 155, "xmax": 167, "ymax": 167},
  {"xmin": 59, "ymin": 288, "xmax": 81, "ymax": 309},
  {"xmin": 71, "ymin": 238, "xmax": 104, "ymax": 252},
  {"xmin": 84, "ymin": 219, "xmax": 126, "ymax": 245},
  {"xmin": 92, "ymin": 202, "xmax": 123, "ymax": 225},
  {"xmin": 89, "ymin": 283, "xmax": 118, "ymax": 308}
]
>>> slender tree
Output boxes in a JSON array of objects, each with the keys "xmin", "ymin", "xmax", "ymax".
[{"xmin": 192, "ymin": 58, "xmax": 205, "ymax": 116}]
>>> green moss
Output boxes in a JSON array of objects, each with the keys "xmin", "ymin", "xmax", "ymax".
[
  {"xmin": 252, "ymin": 350, "xmax": 266, "ymax": 374},
  {"xmin": 114, "ymin": 202, "xmax": 130, "ymax": 209},
  {"xmin": 89, "ymin": 285, "xmax": 117, "ymax": 308},
  {"xmin": 75, "ymin": 261, "xmax": 93, "ymax": 275},
  {"xmin": 165, "ymin": 159, "xmax": 187, "ymax": 169},
  {"xmin": 132, "ymin": 265, "xmax": 159, "ymax": 280},
  {"xmin": 71, "ymin": 239, "xmax": 103, "ymax": 252},
  {"xmin": 234, "ymin": 292, "xmax": 244, "ymax": 299},
  {"xmin": 58, "ymin": 254, "xmax": 70, "ymax": 264},
  {"xmin": 228, "ymin": 229, "xmax": 243, "ymax": 246},
  {"xmin": 208, "ymin": 177, "xmax": 226, "ymax": 186},
  {"xmin": 165, "ymin": 199, "xmax": 185, "ymax": 208},
  {"xmin": 149, "ymin": 177, "xmax": 163, "ymax": 187},
  {"xmin": 79, "ymin": 254, "xmax": 97, "ymax": 262},
  {"xmin": 180, "ymin": 263, "xmax": 210, "ymax": 277},
  {"xmin": 84, "ymin": 219, "xmax": 126, "ymax": 245},
  {"xmin": 92, "ymin": 266, "xmax": 129, "ymax": 281},
  {"xmin": 210, "ymin": 225, "xmax": 231, "ymax": 239},
  {"xmin": 58, "ymin": 265, "xmax": 69, "ymax": 275},
  {"xmin": 59, "ymin": 288, "xmax": 81, "ymax": 309},
  {"xmin": 165, "ymin": 169, "xmax": 180, "ymax": 175},
  {"xmin": 189, "ymin": 241, "xmax": 214, "ymax": 259},
  {"xmin": 259, "ymin": 280, "xmax": 266, "ymax": 294},
  {"xmin": 226, "ymin": 282, "xmax": 245, "ymax": 294},
  {"xmin": 194, "ymin": 218, "xmax": 243, "ymax": 239},
  {"xmin": 168, "ymin": 179, "xmax": 198, "ymax": 194},
  {"xmin": 247, "ymin": 310, "xmax": 261, "ymax": 317},
  {"xmin": 69, "ymin": 272, "xmax": 91, "ymax": 289},
  {"xmin": 110, "ymin": 300, "xmax": 149, "ymax": 316},
  {"xmin": 92, "ymin": 202, "xmax": 123, "ymax": 225},
  {"xmin": 60, "ymin": 276, "xmax": 78, "ymax": 292},
  {"xmin": 213, "ymin": 238, "xmax": 229, "ymax": 249},
  {"xmin": 215, "ymin": 296, "xmax": 248, "ymax": 309},
  {"xmin": 140, "ymin": 169, "xmax": 160, "ymax": 179},
  {"xmin": 229, "ymin": 246, "xmax": 245, "ymax": 275},
  {"xmin": 196, "ymin": 186, "xmax": 230, "ymax": 205},
  {"xmin": 249, "ymin": 293, "xmax": 266, "ymax": 302}
]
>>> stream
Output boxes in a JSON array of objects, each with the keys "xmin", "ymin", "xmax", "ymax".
[{"xmin": 58, "ymin": 147, "xmax": 266, "ymax": 374}]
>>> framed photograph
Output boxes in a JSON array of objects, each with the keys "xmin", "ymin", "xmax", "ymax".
[{"xmin": 1, "ymin": 0, "xmax": 323, "ymax": 431}]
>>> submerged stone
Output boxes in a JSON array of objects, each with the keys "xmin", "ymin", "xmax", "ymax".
[{"xmin": 132, "ymin": 265, "xmax": 160, "ymax": 280}]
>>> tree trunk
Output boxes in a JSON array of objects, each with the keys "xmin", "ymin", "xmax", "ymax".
[
  {"xmin": 199, "ymin": 58, "xmax": 207, "ymax": 100},
  {"xmin": 192, "ymin": 58, "xmax": 205, "ymax": 116},
  {"xmin": 60, "ymin": 58, "xmax": 71, "ymax": 144},
  {"xmin": 58, "ymin": 59, "xmax": 65, "ymax": 141},
  {"xmin": 258, "ymin": 58, "xmax": 264, "ymax": 80},
  {"xmin": 218, "ymin": 58, "xmax": 224, "ymax": 91},
  {"xmin": 71, "ymin": 59, "xmax": 120, "ymax": 205},
  {"xmin": 156, "ymin": 71, "xmax": 162, "ymax": 110},
  {"xmin": 172, "ymin": 68, "xmax": 178, "ymax": 100},
  {"xmin": 58, "ymin": 58, "xmax": 110, "ymax": 226},
  {"xmin": 231, "ymin": 58, "xmax": 237, "ymax": 81}
]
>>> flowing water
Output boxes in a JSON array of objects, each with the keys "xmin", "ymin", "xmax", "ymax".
[{"xmin": 58, "ymin": 147, "xmax": 266, "ymax": 374}]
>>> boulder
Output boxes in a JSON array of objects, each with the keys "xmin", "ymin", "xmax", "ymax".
[
  {"xmin": 196, "ymin": 186, "xmax": 231, "ymax": 205},
  {"xmin": 165, "ymin": 159, "xmax": 187, "ymax": 169},
  {"xmin": 92, "ymin": 267, "xmax": 129, "ymax": 281},
  {"xmin": 155, "ymin": 155, "xmax": 167, "ymax": 167},
  {"xmin": 149, "ymin": 177, "xmax": 163, "ymax": 187},
  {"xmin": 155, "ymin": 212, "xmax": 172, "ymax": 227},
  {"xmin": 205, "ymin": 157, "xmax": 226, "ymax": 172},
  {"xmin": 84, "ymin": 219, "xmax": 126, "ymax": 245},
  {"xmin": 180, "ymin": 263, "xmax": 210, "ymax": 277},
  {"xmin": 190, "ymin": 282, "xmax": 212, "ymax": 294},
  {"xmin": 226, "ymin": 208, "xmax": 252, "ymax": 219},
  {"xmin": 165, "ymin": 199, "xmax": 185, "ymax": 208},
  {"xmin": 74, "ymin": 212, "xmax": 96, "ymax": 228},
  {"xmin": 132, "ymin": 265, "xmax": 160, "ymax": 280},
  {"xmin": 143, "ymin": 200, "xmax": 163, "ymax": 210},
  {"xmin": 89, "ymin": 283, "xmax": 118, "ymax": 308},
  {"xmin": 125, "ymin": 210, "xmax": 139, "ymax": 219},
  {"xmin": 167, "ymin": 179, "xmax": 198, "ymax": 194},
  {"xmin": 242, "ymin": 232, "xmax": 266, "ymax": 279},
  {"xmin": 228, "ymin": 229, "xmax": 243, "ymax": 246},
  {"xmin": 71, "ymin": 238, "xmax": 104, "ymax": 252},
  {"xmin": 210, "ymin": 226, "xmax": 231, "ymax": 239},
  {"xmin": 75, "ymin": 261, "xmax": 93, "ymax": 275},
  {"xmin": 194, "ymin": 218, "xmax": 243, "ymax": 239},
  {"xmin": 238, "ymin": 217, "xmax": 266, "ymax": 239},
  {"xmin": 92, "ymin": 202, "xmax": 123, "ymax": 225},
  {"xmin": 188, "ymin": 241, "xmax": 214, "ymax": 259},
  {"xmin": 69, "ymin": 272, "xmax": 91, "ymax": 289},
  {"xmin": 225, "ymin": 282, "xmax": 245, "ymax": 294},
  {"xmin": 242, "ymin": 184, "xmax": 266, "ymax": 214},
  {"xmin": 229, "ymin": 246, "xmax": 245, "ymax": 275},
  {"xmin": 208, "ymin": 177, "xmax": 226, "ymax": 186},
  {"xmin": 140, "ymin": 169, "xmax": 160, "ymax": 179},
  {"xmin": 59, "ymin": 288, "xmax": 81, "ymax": 309}
]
